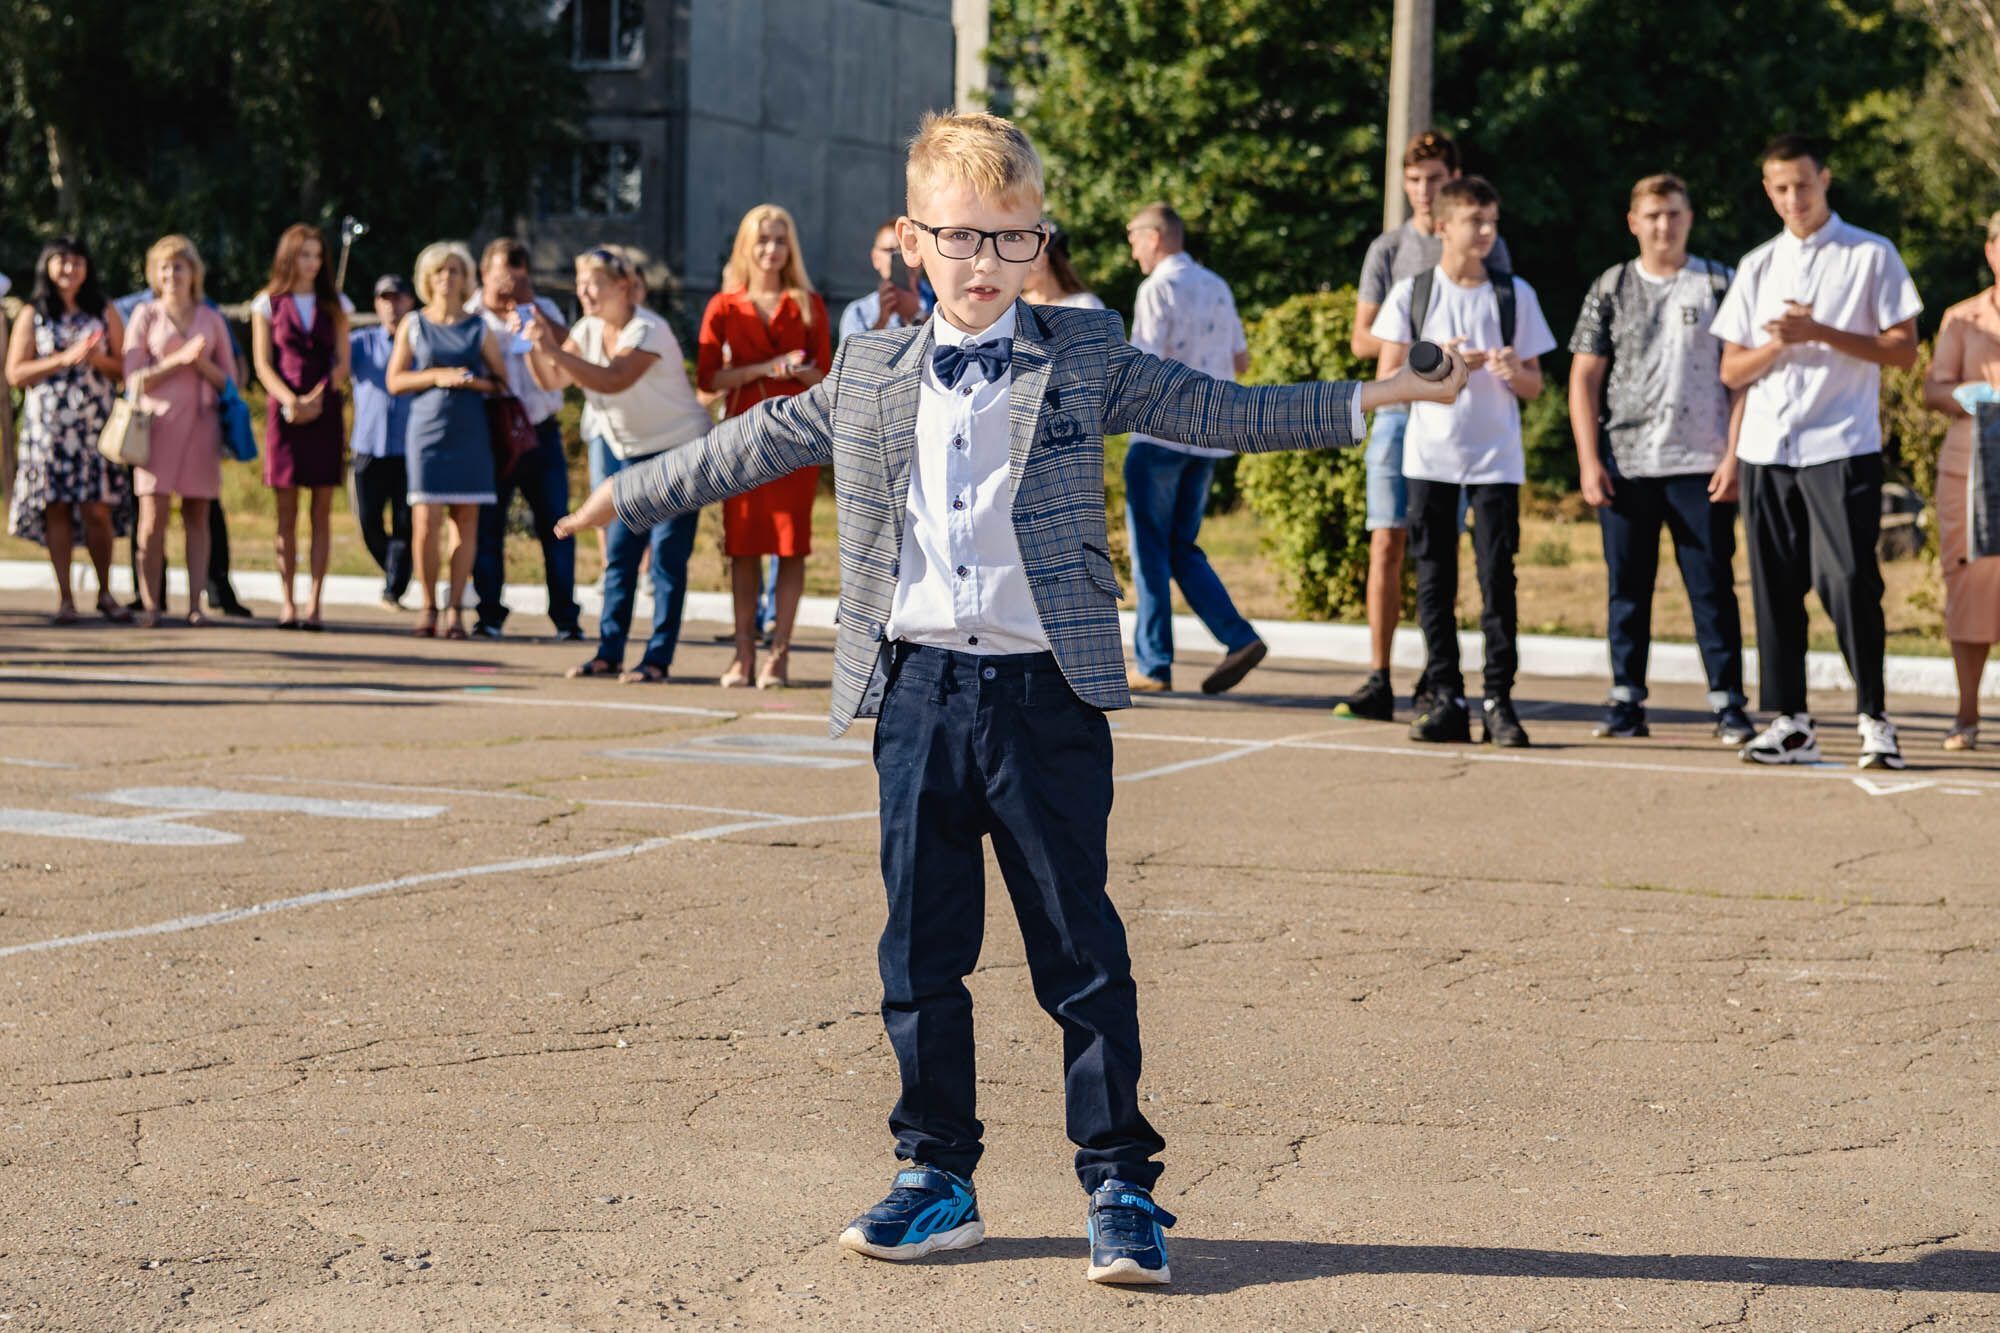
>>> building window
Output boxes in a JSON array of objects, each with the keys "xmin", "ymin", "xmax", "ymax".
[
  {"xmin": 554, "ymin": 0, "xmax": 645, "ymax": 68},
  {"xmin": 540, "ymin": 141, "xmax": 644, "ymax": 218}
]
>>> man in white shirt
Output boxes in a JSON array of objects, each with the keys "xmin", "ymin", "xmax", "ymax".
[
  {"xmin": 1710, "ymin": 135, "xmax": 1922, "ymax": 770},
  {"xmin": 1371, "ymin": 176, "xmax": 1558, "ymax": 747},
  {"xmin": 839, "ymin": 218, "xmax": 929, "ymax": 342},
  {"xmin": 1121, "ymin": 201, "xmax": 1268, "ymax": 695},
  {"xmin": 468, "ymin": 236, "xmax": 581, "ymax": 641}
]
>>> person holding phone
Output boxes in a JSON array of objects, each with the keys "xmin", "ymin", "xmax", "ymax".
[
  {"xmin": 840, "ymin": 217, "xmax": 928, "ymax": 340},
  {"xmin": 696, "ymin": 204, "xmax": 832, "ymax": 688}
]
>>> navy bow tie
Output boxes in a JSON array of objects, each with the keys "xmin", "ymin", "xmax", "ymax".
[{"xmin": 932, "ymin": 337, "xmax": 1014, "ymax": 389}]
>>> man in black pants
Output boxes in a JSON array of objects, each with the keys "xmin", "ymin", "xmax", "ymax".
[
  {"xmin": 1569, "ymin": 173, "xmax": 1752, "ymax": 745},
  {"xmin": 1710, "ymin": 135, "xmax": 1922, "ymax": 770}
]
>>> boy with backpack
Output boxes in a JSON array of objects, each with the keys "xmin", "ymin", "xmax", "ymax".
[
  {"xmin": 1370, "ymin": 176, "xmax": 1556, "ymax": 747},
  {"xmin": 1568, "ymin": 173, "xmax": 1753, "ymax": 744}
]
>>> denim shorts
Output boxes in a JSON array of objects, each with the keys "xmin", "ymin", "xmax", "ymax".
[{"xmin": 1363, "ymin": 407, "xmax": 1410, "ymax": 531}]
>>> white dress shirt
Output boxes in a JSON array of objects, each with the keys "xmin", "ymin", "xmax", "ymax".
[
  {"xmin": 467, "ymin": 293, "xmax": 568, "ymax": 426},
  {"xmin": 1709, "ymin": 213, "xmax": 1923, "ymax": 467},
  {"xmin": 885, "ymin": 305, "xmax": 1051, "ymax": 656},
  {"xmin": 1128, "ymin": 252, "xmax": 1252, "ymax": 458}
]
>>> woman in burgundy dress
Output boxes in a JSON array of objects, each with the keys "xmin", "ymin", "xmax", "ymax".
[{"xmin": 251, "ymin": 223, "xmax": 351, "ymax": 629}]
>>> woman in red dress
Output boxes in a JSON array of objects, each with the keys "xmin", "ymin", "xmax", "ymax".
[{"xmin": 696, "ymin": 204, "xmax": 831, "ymax": 688}]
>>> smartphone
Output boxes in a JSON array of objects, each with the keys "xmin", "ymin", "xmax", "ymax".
[{"xmin": 885, "ymin": 251, "xmax": 913, "ymax": 290}]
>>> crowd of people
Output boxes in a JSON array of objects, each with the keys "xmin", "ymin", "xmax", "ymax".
[{"xmin": 6, "ymin": 128, "xmax": 1998, "ymax": 753}]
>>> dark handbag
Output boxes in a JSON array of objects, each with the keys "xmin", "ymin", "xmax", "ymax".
[
  {"xmin": 217, "ymin": 378, "xmax": 258, "ymax": 462},
  {"xmin": 1973, "ymin": 402, "xmax": 2000, "ymax": 560},
  {"xmin": 486, "ymin": 394, "xmax": 536, "ymax": 481}
]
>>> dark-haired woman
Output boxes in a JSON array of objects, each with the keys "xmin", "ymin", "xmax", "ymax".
[
  {"xmin": 5, "ymin": 238, "xmax": 132, "ymax": 624},
  {"xmin": 251, "ymin": 223, "xmax": 351, "ymax": 629}
]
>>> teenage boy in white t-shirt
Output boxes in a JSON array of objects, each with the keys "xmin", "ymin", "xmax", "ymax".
[
  {"xmin": 1371, "ymin": 176, "xmax": 1557, "ymax": 747},
  {"xmin": 1710, "ymin": 134, "xmax": 1922, "ymax": 770}
]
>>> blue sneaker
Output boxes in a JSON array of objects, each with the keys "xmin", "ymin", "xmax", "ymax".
[
  {"xmin": 838, "ymin": 1165, "xmax": 984, "ymax": 1262},
  {"xmin": 1086, "ymin": 1179, "xmax": 1176, "ymax": 1285}
]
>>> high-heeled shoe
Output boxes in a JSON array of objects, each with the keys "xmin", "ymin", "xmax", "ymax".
[
  {"xmin": 413, "ymin": 609, "xmax": 439, "ymax": 638},
  {"xmin": 719, "ymin": 660, "xmax": 754, "ymax": 688},
  {"xmin": 756, "ymin": 649, "xmax": 789, "ymax": 690}
]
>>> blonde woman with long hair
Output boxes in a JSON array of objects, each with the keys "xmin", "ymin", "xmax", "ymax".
[{"xmin": 695, "ymin": 204, "xmax": 831, "ymax": 688}]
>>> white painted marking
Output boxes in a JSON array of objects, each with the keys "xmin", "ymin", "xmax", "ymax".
[
  {"xmin": 0, "ymin": 757, "xmax": 79, "ymax": 770},
  {"xmin": 0, "ymin": 671, "xmax": 737, "ymax": 720},
  {"xmin": 339, "ymin": 686, "xmax": 736, "ymax": 719},
  {"xmin": 91, "ymin": 787, "xmax": 446, "ymax": 820},
  {"xmin": 0, "ymin": 808, "xmax": 878, "ymax": 960},
  {"xmin": 239, "ymin": 773, "xmax": 795, "ymax": 822},
  {"xmin": 604, "ymin": 733, "xmax": 871, "ymax": 770},
  {"xmin": 1850, "ymin": 777, "xmax": 1938, "ymax": 798},
  {"xmin": 0, "ymin": 808, "xmax": 240, "ymax": 847},
  {"xmin": 1116, "ymin": 728, "xmax": 1342, "ymax": 784}
]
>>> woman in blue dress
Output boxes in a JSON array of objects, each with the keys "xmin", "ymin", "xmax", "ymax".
[{"xmin": 387, "ymin": 242, "xmax": 507, "ymax": 638}]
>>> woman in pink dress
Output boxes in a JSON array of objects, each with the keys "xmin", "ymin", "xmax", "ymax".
[
  {"xmin": 251, "ymin": 223, "xmax": 351, "ymax": 629},
  {"xmin": 122, "ymin": 234, "xmax": 235, "ymax": 627}
]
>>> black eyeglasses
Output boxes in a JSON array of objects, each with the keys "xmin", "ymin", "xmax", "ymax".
[{"xmin": 908, "ymin": 220, "xmax": 1046, "ymax": 263}]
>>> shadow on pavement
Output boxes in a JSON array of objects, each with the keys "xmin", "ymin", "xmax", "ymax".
[{"xmin": 952, "ymin": 1237, "xmax": 1999, "ymax": 1296}]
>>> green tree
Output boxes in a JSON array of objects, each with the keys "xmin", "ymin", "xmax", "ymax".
[{"xmin": 0, "ymin": 0, "xmax": 582, "ymax": 300}]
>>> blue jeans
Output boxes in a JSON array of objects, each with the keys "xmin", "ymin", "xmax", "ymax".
[
  {"xmin": 1123, "ymin": 439, "xmax": 1258, "ymax": 682},
  {"xmin": 594, "ymin": 441, "xmax": 699, "ymax": 672},
  {"xmin": 474, "ymin": 416, "xmax": 579, "ymax": 633},
  {"xmin": 874, "ymin": 644, "xmax": 1164, "ymax": 1191},
  {"xmin": 1599, "ymin": 470, "xmax": 1746, "ymax": 711}
]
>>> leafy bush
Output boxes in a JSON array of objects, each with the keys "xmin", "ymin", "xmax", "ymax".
[{"xmin": 1235, "ymin": 289, "xmax": 1375, "ymax": 620}]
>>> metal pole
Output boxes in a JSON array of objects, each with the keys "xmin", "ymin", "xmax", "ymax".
[{"xmin": 1384, "ymin": 0, "xmax": 1435, "ymax": 232}]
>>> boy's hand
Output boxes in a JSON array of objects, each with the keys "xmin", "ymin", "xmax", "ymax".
[
  {"xmin": 1445, "ymin": 336, "xmax": 1489, "ymax": 370},
  {"xmin": 1763, "ymin": 301, "xmax": 1821, "ymax": 346},
  {"xmin": 555, "ymin": 480, "xmax": 618, "ymax": 539},
  {"xmin": 1707, "ymin": 454, "xmax": 1740, "ymax": 503},
  {"xmin": 1580, "ymin": 460, "xmax": 1615, "ymax": 507},
  {"xmin": 1488, "ymin": 347, "xmax": 1522, "ymax": 385}
]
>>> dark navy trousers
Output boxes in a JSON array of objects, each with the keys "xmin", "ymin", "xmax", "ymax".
[
  {"xmin": 1597, "ymin": 469, "xmax": 1746, "ymax": 711},
  {"xmin": 872, "ymin": 643, "xmax": 1164, "ymax": 1192}
]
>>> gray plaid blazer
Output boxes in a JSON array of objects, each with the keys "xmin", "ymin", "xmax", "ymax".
[{"xmin": 612, "ymin": 300, "xmax": 1360, "ymax": 737}]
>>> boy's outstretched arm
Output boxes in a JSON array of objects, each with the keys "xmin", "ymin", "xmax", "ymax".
[
  {"xmin": 556, "ymin": 344, "xmax": 846, "ymax": 539},
  {"xmin": 1102, "ymin": 343, "xmax": 1467, "ymax": 455}
]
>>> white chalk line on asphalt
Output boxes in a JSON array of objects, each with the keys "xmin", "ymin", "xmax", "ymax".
[
  {"xmin": 0, "ymin": 807, "xmax": 879, "ymax": 961},
  {"xmin": 0, "ymin": 670, "xmax": 737, "ymax": 719},
  {"xmin": 1114, "ymin": 728, "xmax": 1345, "ymax": 784},
  {"xmin": 239, "ymin": 773, "xmax": 801, "ymax": 822}
]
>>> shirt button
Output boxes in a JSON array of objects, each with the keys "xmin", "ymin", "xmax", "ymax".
[
  {"xmin": 981, "ymin": 666, "xmax": 997, "ymax": 680},
  {"xmin": 960, "ymin": 386, "xmax": 973, "ymax": 397},
  {"xmin": 967, "ymin": 635, "xmax": 980, "ymax": 646},
  {"xmin": 953, "ymin": 435, "xmax": 965, "ymax": 449},
  {"xmin": 955, "ymin": 565, "xmax": 968, "ymax": 578},
  {"xmin": 951, "ymin": 497, "xmax": 965, "ymax": 510}
]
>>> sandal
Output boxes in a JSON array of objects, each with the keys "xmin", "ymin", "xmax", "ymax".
[
  {"xmin": 619, "ymin": 663, "xmax": 668, "ymax": 684},
  {"xmin": 186, "ymin": 610, "xmax": 210, "ymax": 628},
  {"xmin": 96, "ymin": 596, "xmax": 134, "ymax": 625},
  {"xmin": 443, "ymin": 609, "xmax": 468, "ymax": 640},
  {"xmin": 1944, "ymin": 722, "xmax": 1979, "ymax": 752},
  {"xmin": 413, "ymin": 609, "xmax": 439, "ymax": 638},
  {"xmin": 756, "ymin": 649, "xmax": 790, "ymax": 690},
  {"xmin": 565, "ymin": 657, "xmax": 619, "ymax": 679},
  {"xmin": 719, "ymin": 660, "xmax": 754, "ymax": 689},
  {"xmin": 52, "ymin": 604, "xmax": 80, "ymax": 626}
]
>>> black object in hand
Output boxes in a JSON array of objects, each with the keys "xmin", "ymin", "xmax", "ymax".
[{"xmin": 1408, "ymin": 340, "xmax": 1450, "ymax": 381}]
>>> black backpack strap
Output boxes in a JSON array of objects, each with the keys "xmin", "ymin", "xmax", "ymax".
[
  {"xmin": 1484, "ymin": 264, "xmax": 1517, "ymax": 347},
  {"xmin": 1704, "ymin": 257, "xmax": 1729, "ymax": 304},
  {"xmin": 1408, "ymin": 266, "xmax": 1434, "ymax": 343}
]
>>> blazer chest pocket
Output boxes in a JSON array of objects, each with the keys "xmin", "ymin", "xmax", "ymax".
[{"xmin": 1081, "ymin": 543, "xmax": 1123, "ymax": 600}]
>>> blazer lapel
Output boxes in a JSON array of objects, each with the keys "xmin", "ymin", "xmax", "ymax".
[
  {"xmin": 875, "ymin": 321, "xmax": 934, "ymax": 548},
  {"xmin": 1005, "ymin": 300, "xmax": 1052, "ymax": 492}
]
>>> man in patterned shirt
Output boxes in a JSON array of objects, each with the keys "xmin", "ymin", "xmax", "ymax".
[
  {"xmin": 1121, "ymin": 201, "xmax": 1269, "ymax": 695},
  {"xmin": 1568, "ymin": 172, "xmax": 1753, "ymax": 746}
]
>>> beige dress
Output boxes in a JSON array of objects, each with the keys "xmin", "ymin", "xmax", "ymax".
[{"xmin": 1932, "ymin": 289, "xmax": 2000, "ymax": 643}]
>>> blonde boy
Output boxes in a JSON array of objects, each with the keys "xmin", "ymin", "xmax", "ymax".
[{"xmin": 559, "ymin": 111, "xmax": 1465, "ymax": 1285}]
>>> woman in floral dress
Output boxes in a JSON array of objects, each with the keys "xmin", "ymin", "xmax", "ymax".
[{"xmin": 5, "ymin": 236, "xmax": 132, "ymax": 623}]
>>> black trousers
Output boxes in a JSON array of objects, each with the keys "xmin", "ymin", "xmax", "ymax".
[
  {"xmin": 1740, "ymin": 454, "xmax": 1886, "ymax": 718},
  {"xmin": 1409, "ymin": 479, "xmax": 1520, "ymax": 700},
  {"xmin": 873, "ymin": 643, "xmax": 1164, "ymax": 1192},
  {"xmin": 473, "ymin": 417, "xmax": 579, "ymax": 634},
  {"xmin": 351, "ymin": 455, "xmax": 413, "ymax": 601},
  {"xmin": 1598, "ymin": 471, "xmax": 1746, "ymax": 709}
]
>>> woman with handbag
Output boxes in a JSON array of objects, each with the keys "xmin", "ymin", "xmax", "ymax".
[
  {"xmin": 1923, "ymin": 209, "xmax": 2000, "ymax": 751},
  {"xmin": 122, "ymin": 235, "xmax": 234, "ymax": 628},
  {"xmin": 251, "ymin": 223, "xmax": 352, "ymax": 631},
  {"xmin": 5, "ymin": 237, "xmax": 133, "ymax": 624},
  {"xmin": 525, "ymin": 246, "xmax": 713, "ymax": 683},
  {"xmin": 695, "ymin": 204, "xmax": 831, "ymax": 688},
  {"xmin": 386, "ymin": 241, "xmax": 508, "ymax": 639}
]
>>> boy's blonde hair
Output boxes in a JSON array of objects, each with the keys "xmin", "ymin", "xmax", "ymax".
[
  {"xmin": 145, "ymin": 234, "xmax": 206, "ymax": 300},
  {"xmin": 721, "ymin": 204, "xmax": 818, "ymax": 327},
  {"xmin": 906, "ymin": 110, "xmax": 1045, "ymax": 213}
]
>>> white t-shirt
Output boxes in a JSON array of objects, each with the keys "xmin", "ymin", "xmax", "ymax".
[
  {"xmin": 1371, "ymin": 267, "xmax": 1557, "ymax": 485},
  {"xmin": 1708, "ymin": 213, "xmax": 1923, "ymax": 467},
  {"xmin": 251, "ymin": 290, "xmax": 355, "ymax": 328},
  {"xmin": 571, "ymin": 307, "xmax": 712, "ymax": 459},
  {"xmin": 1049, "ymin": 290, "xmax": 1106, "ymax": 310}
]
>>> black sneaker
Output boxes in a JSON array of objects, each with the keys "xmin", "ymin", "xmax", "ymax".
[
  {"xmin": 1593, "ymin": 699, "xmax": 1649, "ymax": 739},
  {"xmin": 1714, "ymin": 705, "xmax": 1756, "ymax": 746},
  {"xmin": 1333, "ymin": 671, "xmax": 1394, "ymax": 721},
  {"xmin": 1410, "ymin": 695, "xmax": 1472, "ymax": 743},
  {"xmin": 1481, "ymin": 696, "xmax": 1531, "ymax": 748},
  {"xmin": 837, "ymin": 1165, "xmax": 983, "ymax": 1262},
  {"xmin": 1086, "ymin": 1180, "xmax": 1176, "ymax": 1285},
  {"xmin": 554, "ymin": 625, "xmax": 585, "ymax": 643},
  {"xmin": 471, "ymin": 623, "xmax": 505, "ymax": 641}
]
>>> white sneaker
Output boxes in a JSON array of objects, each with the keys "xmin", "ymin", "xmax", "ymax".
[
  {"xmin": 1741, "ymin": 713, "xmax": 1821, "ymax": 765},
  {"xmin": 1856, "ymin": 714, "xmax": 1907, "ymax": 770}
]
